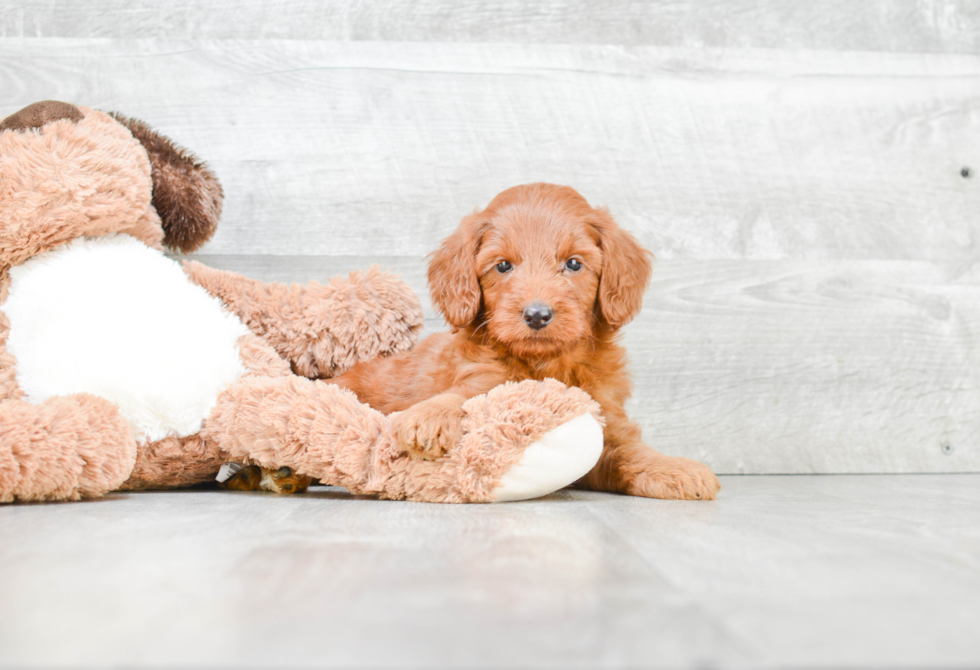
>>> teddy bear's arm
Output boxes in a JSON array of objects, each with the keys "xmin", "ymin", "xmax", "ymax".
[{"xmin": 183, "ymin": 261, "xmax": 423, "ymax": 379}]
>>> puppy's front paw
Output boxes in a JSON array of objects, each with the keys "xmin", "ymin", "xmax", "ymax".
[
  {"xmin": 629, "ymin": 457, "xmax": 721, "ymax": 500},
  {"xmin": 391, "ymin": 396, "xmax": 465, "ymax": 460}
]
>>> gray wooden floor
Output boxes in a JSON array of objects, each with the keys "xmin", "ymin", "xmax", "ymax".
[{"xmin": 2, "ymin": 475, "xmax": 978, "ymax": 668}]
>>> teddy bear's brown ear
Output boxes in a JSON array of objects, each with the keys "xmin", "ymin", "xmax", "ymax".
[{"xmin": 109, "ymin": 112, "xmax": 223, "ymax": 253}]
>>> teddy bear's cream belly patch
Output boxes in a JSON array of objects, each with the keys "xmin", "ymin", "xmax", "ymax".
[{"xmin": 3, "ymin": 235, "xmax": 249, "ymax": 443}]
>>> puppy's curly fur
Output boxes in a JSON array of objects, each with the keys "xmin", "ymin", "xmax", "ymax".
[{"xmin": 331, "ymin": 183, "xmax": 720, "ymax": 500}]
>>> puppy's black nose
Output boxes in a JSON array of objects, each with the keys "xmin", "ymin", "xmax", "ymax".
[{"xmin": 523, "ymin": 303, "xmax": 554, "ymax": 330}]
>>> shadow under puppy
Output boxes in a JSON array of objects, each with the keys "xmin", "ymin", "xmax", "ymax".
[{"xmin": 331, "ymin": 183, "xmax": 720, "ymax": 500}]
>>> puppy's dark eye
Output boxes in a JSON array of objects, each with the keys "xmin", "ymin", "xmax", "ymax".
[
  {"xmin": 565, "ymin": 258, "xmax": 583, "ymax": 272},
  {"xmin": 496, "ymin": 260, "xmax": 513, "ymax": 273}
]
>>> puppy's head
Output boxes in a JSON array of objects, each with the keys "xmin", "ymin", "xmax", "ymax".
[{"xmin": 428, "ymin": 183, "xmax": 653, "ymax": 357}]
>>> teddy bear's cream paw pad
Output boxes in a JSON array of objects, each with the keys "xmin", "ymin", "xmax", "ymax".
[{"xmin": 490, "ymin": 413, "xmax": 603, "ymax": 502}]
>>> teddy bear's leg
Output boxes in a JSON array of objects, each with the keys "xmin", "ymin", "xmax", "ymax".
[
  {"xmin": 0, "ymin": 394, "xmax": 137, "ymax": 502},
  {"xmin": 203, "ymin": 375, "xmax": 604, "ymax": 503}
]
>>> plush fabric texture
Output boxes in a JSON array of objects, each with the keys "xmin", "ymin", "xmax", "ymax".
[
  {"xmin": 4, "ymin": 235, "xmax": 250, "ymax": 443},
  {"xmin": 184, "ymin": 261, "xmax": 424, "ymax": 378},
  {"xmin": 119, "ymin": 435, "xmax": 225, "ymax": 491},
  {"xmin": 124, "ymin": 208, "xmax": 166, "ymax": 251},
  {"xmin": 0, "ymin": 100, "xmax": 84, "ymax": 133},
  {"xmin": 0, "ymin": 310, "xmax": 21, "ymax": 403},
  {"xmin": 118, "ymin": 334, "xmax": 290, "ymax": 491},
  {"xmin": 236, "ymin": 332, "xmax": 294, "ymax": 379},
  {"xmin": 492, "ymin": 412, "xmax": 604, "ymax": 502},
  {"xmin": 0, "ymin": 107, "xmax": 155, "ymax": 284},
  {"xmin": 204, "ymin": 376, "xmax": 602, "ymax": 503},
  {"xmin": 0, "ymin": 394, "xmax": 135, "ymax": 502},
  {"xmin": 110, "ymin": 112, "xmax": 223, "ymax": 253}
]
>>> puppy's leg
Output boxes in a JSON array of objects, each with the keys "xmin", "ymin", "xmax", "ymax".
[
  {"xmin": 391, "ymin": 393, "xmax": 467, "ymax": 460},
  {"xmin": 577, "ymin": 414, "xmax": 721, "ymax": 500},
  {"xmin": 220, "ymin": 465, "xmax": 311, "ymax": 494}
]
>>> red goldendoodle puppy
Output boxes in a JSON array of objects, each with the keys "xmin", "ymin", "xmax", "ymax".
[{"xmin": 330, "ymin": 183, "xmax": 721, "ymax": 500}]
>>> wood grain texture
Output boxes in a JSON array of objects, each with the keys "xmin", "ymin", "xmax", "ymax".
[
  {"xmin": 2, "ymin": 39, "xmax": 977, "ymax": 261},
  {"xmin": 4, "ymin": 477, "xmax": 980, "ymax": 667},
  {"xmin": 183, "ymin": 254, "xmax": 980, "ymax": 474},
  {"xmin": 2, "ymin": 0, "xmax": 979, "ymax": 54},
  {"xmin": 632, "ymin": 259, "xmax": 980, "ymax": 474}
]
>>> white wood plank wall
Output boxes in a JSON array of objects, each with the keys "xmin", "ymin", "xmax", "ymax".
[{"xmin": 1, "ymin": 2, "xmax": 978, "ymax": 473}]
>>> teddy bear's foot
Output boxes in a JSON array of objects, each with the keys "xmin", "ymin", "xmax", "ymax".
[
  {"xmin": 0, "ymin": 394, "xmax": 136, "ymax": 503},
  {"xmin": 488, "ymin": 412, "xmax": 604, "ymax": 502}
]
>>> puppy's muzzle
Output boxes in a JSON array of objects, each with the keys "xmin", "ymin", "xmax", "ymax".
[{"xmin": 523, "ymin": 303, "xmax": 554, "ymax": 330}]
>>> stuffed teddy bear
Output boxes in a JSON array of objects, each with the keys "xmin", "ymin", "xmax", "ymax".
[{"xmin": 0, "ymin": 100, "xmax": 604, "ymax": 504}]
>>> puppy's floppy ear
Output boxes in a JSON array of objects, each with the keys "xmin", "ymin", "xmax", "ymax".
[
  {"xmin": 427, "ymin": 213, "xmax": 487, "ymax": 329},
  {"xmin": 592, "ymin": 208, "xmax": 653, "ymax": 329},
  {"xmin": 109, "ymin": 111, "xmax": 223, "ymax": 253}
]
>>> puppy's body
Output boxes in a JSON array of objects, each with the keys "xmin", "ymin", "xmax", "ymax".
[{"xmin": 332, "ymin": 183, "xmax": 720, "ymax": 500}]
